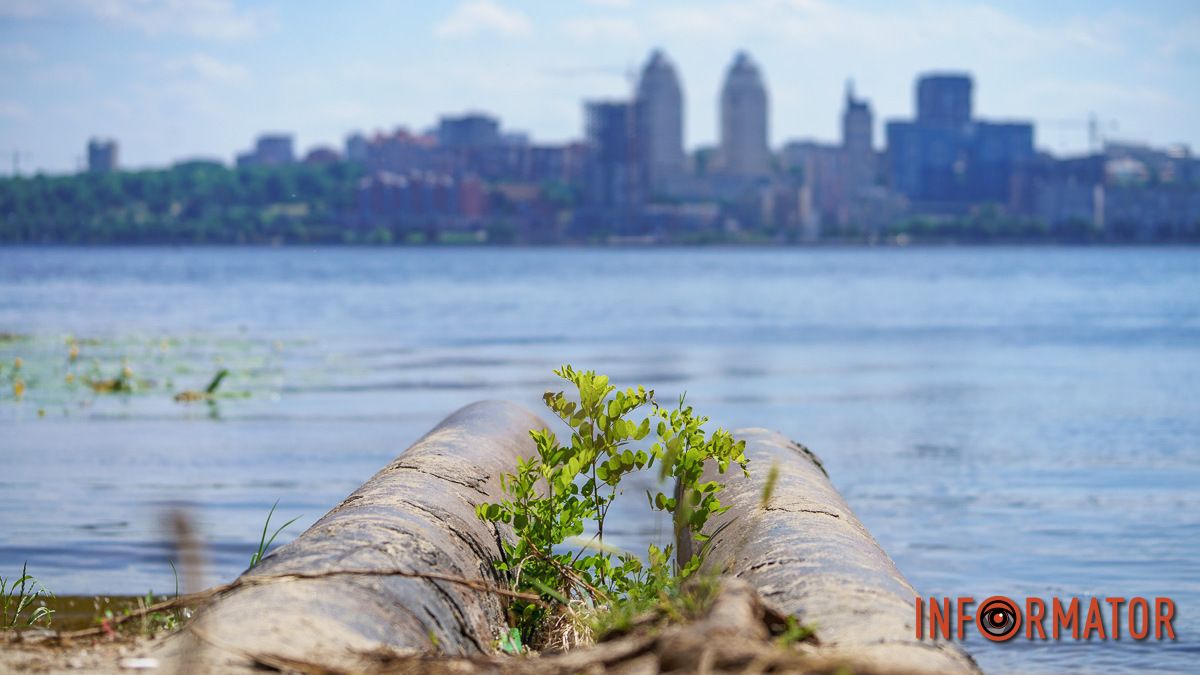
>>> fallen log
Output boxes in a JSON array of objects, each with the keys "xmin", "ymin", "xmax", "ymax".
[
  {"xmin": 152, "ymin": 400, "xmax": 547, "ymax": 672},
  {"xmin": 687, "ymin": 429, "xmax": 981, "ymax": 674},
  {"xmin": 150, "ymin": 404, "xmax": 979, "ymax": 673}
]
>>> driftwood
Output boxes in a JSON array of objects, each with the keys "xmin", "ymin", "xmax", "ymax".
[
  {"xmin": 686, "ymin": 429, "xmax": 980, "ymax": 674},
  {"xmin": 152, "ymin": 400, "xmax": 547, "ymax": 672}
]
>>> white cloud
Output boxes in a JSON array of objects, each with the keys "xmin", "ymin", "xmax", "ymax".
[
  {"xmin": 435, "ymin": 1, "xmax": 533, "ymax": 39},
  {"xmin": 165, "ymin": 52, "xmax": 250, "ymax": 85},
  {"xmin": 562, "ymin": 16, "xmax": 641, "ymax": 41},
  {"xmin": 1, "ymin": 0, "xmax": 274, "ymax": 40},
  {"xmin": 584, "ymin": 0, "xmax": 633, "ymax": 7}
]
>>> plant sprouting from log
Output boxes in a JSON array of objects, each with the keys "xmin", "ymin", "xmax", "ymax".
[
  {"xmin": 248, "ymin": 500, "xmax": 301, "ymax": 570},
  {"xmin": 476, "ymin": 365, "xmax": 748, "ymax": 641}
]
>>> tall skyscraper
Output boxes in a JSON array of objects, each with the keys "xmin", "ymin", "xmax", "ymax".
[
  {"xmin": 583, "ymin": 101, "xmax": 640, "ymax": 231},
  {"xmin": 916, "ymin": 73, "xmax": 972, "ymax": 126},
  {"xmin": 345, "ymin": 132, "xmax": 368, "ymax": 163},
  {"xmin": 841, "ymin": 80, "xmax": 875, "ymax": 191},
  {"xmin": 87, "ymin": 138, "xmax": 118, "ymax": 173},
  {"xmin": 719, "ymin": 51, "xmax": 770, "ymax": 176},
  {"xmin": 842, "ymin": 81, "xmax": 873, "ymax": 156},
  {"xmin": 887, "ymin": 72, "xmax": 1032, "ymax": 210},
  {"xmin": 634, "ymin": 49, "xmax": 684, "ymax": 193}
]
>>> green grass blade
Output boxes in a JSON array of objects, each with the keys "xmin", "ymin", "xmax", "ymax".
[
  {"xmin": 205, "ymin": 368, "xmax": 230, "ymax": 394},
  {"xmin": 263, "ymin": 515, "xmax": 302, "ymax": 553}
]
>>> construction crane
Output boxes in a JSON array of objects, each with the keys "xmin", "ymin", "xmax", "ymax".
[
  {"xmin": 5, "ymin": 149, "xmax": 32, "ymax": 177},
  {"xmin": 1037, "ymin": 113, "xmax": 1118, "ymax": 154}
]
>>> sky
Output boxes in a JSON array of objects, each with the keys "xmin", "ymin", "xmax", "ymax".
[{"xmin": 1, "ymin": 0, "xmax": 1197, "ymax": 175}]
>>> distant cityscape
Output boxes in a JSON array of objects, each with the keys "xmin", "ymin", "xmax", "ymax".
[{"xmin": 15, "ymin": 49, "xmax": 1200, "ymax": 244}]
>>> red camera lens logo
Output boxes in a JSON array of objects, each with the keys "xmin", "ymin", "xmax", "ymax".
[{"xmin": 977, "ymin": 596, "xmax": 1021, "ymax": 642}]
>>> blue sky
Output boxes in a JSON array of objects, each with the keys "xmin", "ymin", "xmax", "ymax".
[{"xmin": 1, "ymin": 0, "xmax": 1197, "ymax": 174}]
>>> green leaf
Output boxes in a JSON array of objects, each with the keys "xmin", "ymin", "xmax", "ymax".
[
  {"xmin": 499, "ymin": 626, "xmax": 524, "ymax": 654},
  {"xmin": 478, "ymin": 364, "xmax": 748, "ymax": 633}
]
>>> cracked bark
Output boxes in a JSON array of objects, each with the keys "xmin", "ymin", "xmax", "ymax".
[
  {"xmin": 684, "ymin": 428, "xmax": 981, "ymax": 675},
  {"xmin": 151, "ymin": 400, "xmax": 547, "ymax": 673}
]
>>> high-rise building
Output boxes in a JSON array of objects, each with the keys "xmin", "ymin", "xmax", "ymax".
[
  {"xmin": 255, "ymin": 134, "xmax": 295, "ymax": 165},
  {"xmin": 970, "ymin": 122, "xmax": 1034, "ymax": 202},
  {"xmin": 634, "ymin": 49, "xmax": 684, "ymax": 193},
  {"xmin": 917, "ymin": 73, "xmax": 972, "ymax": 126},
  {"xmin": 438, "ymin": 113, "xmax": 500, "ymax": 148},
  {"xmin": 719, "ymin": 51, "xmax": 770, "ymax": 176},
  {"xmin": 87, "ymin": 138, "xmax": 118, "ymax": 173},
  {"xmin": 345, "ymin": 132, "xmax": 368, "ymax": 163},
  {"xmin": 886, "ymin": 73, "xmax": 1033, "ymax": 210},
  {"xmin": 236, "ymin": 133, "xmax": 295, "ymax": 168},
  {"xmin": 842, "ymin": 81, "xmax": 873, "ymax": 157},
  {"xmin": 841, "ymin": 80, "xmax": 874, "ymax": 190},
  {"xmin": 583, "ymin": 101, "xmax": 640, "ymax": 230}
]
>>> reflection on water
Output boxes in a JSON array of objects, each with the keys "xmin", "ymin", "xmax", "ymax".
[{"xmin": 2, "ymin": 246, "xmax": 1198, "ymax": 673}]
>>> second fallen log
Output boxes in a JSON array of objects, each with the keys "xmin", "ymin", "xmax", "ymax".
[
  {"xmin": 687, "ymin": 428, "xmax": 980, "ymax": 674},
  {"xmin": 152, "ymin": 400, "xmax": 546, "ymax": 671}
]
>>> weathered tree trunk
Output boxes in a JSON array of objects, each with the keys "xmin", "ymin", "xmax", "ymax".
[
  {"xmin": 686, "ymin": 429, "xmax": 980, "ymax": 674},
  {"xmin": 153, "ymin": 400, "xmax": 546, "ymax": 672},
  {"xmin": 149, "ymin": 404, "xmax": 980, "ymax": 673}
]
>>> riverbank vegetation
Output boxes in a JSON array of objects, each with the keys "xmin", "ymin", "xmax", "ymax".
[
  {"xmin": 0, "ymin": 162, "xmax": 362, "ymax": 245},
  {"xmin": 1, "ymin": 563, "xmax": 55, "ymax": 629},
  {"xmin": 1, "ymin": 499, "xmax": 301, "ymax": 638},
  {"xmin": 0, "ymin": 334, "xmax": 272, "ymax": 415}
]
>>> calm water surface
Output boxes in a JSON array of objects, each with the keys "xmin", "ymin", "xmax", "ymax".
[{"xmin": 2, "ymin": 247, "xmax": 1197, "ymax": 673}]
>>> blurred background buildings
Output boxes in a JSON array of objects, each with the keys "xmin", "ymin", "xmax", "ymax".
[{"xmin": 5, "ymin": 48, "xmax": 1199, "ymax": 245}]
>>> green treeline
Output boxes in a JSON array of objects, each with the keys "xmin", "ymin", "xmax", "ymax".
[
  {"xmin": 0, "ymin": 162, "xmax": 363, "ymax": 244},
  {"xmin": 881, "ymin": 205, "xmax": 1200, "ymax": 244},
  {"xmin": 2, "ymin": 163, "xmax": 1197, "ymax": 245}
]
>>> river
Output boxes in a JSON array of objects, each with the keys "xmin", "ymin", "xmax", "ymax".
[{"xmin": 1, "ymin": 246, "xmax": 1197, "ymax": 672}]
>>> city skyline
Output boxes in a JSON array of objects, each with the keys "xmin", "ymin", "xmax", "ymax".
[{"xmin": 2, "ymin": 0, "xmax": 1198, "ymax": 175}]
